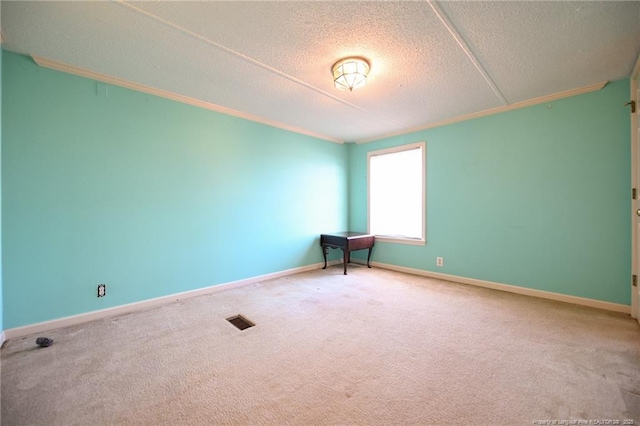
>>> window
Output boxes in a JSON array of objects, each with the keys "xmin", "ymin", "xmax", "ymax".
[{"xmin": 368, "ymin": 142, "xmax": 425, "ymax": 245}]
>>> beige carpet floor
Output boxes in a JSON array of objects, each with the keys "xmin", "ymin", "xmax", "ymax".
[{"xmin": 2, "ymin": 265, "xmax": 639, "ymax": 425}]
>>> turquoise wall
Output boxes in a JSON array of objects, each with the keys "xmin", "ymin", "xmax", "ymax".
[
  {"xmin": 349, "ymin": 79, "xmax": 631, "ymax": 305},
  {"xmin": 1, "ymin": 49, "xmax": 632, "ymax": 330},
  {"xmin": 2, "ymin": 51, "xmax": 348, "ymax": 329}
]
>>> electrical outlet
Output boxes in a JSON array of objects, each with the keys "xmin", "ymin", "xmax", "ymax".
[
  {"xmin": 97, "ymin": 284, "xmax": 106, "ymax": 297},
  {"xmin": 436, "ymin": 257, "xmax": 444, "ymax": 267}
]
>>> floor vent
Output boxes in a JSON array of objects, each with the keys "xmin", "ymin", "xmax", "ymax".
[{"xmin": 226, "ymin": 315, "xmax": 255, "ymax": 331}]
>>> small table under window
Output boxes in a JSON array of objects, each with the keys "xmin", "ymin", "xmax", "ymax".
[{"xmin": 320, "ymin": 232, "xmax": 375, "ymax": 275}]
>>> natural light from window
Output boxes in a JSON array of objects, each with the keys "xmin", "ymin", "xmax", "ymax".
[{"xmin": 368, "ymin": 142, "xmax": 425, "ymax": 244}]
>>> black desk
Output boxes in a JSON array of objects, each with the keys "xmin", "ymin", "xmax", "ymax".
[{"xmin": 320, "ymin": 232, "xmax": 375, "ymax": 275}]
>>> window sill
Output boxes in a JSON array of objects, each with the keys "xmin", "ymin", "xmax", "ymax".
[{"xmin": 374, "ymin": 236, "xmax": 426, "ymax": 246}]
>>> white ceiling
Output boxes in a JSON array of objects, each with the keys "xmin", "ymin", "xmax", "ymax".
[{"xmin": 2, "ymin": 1, "xmax": 639, "ymax": 143}]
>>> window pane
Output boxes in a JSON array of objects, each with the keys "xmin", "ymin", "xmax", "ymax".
[{"xmin": 369, "ymin": 146, "xmax": 423, "ymax": 239}]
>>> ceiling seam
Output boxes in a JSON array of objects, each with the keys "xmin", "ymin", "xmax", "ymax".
[
  {"xmin": 113, "ymin": 0, "xmax": 404, "ymax": 128},
  {"xmin": 426, "ymin": 0, "xmax": 509, "ymax": 106}
]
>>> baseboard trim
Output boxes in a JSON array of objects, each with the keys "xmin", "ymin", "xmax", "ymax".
[
  {"xmin": 8, "ymin": 258, "xmax": 626, "ymax": 341},
  {"xmin": 4, "ymin": 260, "xmax": 342, "ymax": 341},
  {"xmin": 0, "ymin": 331, "xmax": 6, "ymax": 348},
  {"xmin": 352, "ymin": 259, "xmax": 631, "ymax": 314}
]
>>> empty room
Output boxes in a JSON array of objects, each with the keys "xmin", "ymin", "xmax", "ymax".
[{"xmin": 1, "ymin": 1, "xmax": 640, "ymax": 425}]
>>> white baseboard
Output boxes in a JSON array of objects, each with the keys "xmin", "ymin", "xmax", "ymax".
[
  {"xmin": 352, "ymin": 259, "xmax": 631, "ymax": 314},
  {"xmin": 3, "ymin": 259, "xmax": 342, "ymax": 341},
  {"xmin": 8, "ymin": 257, "xmax": 626, "ymax": 342},
  {"xmin": 0, "ymin": 331, "xmax": 5, "ymax": 348}
]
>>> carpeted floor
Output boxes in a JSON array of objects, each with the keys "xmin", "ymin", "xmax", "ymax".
[{"xmin": 2, "ymin": 265, "xmax": 639, "ymax": 425}]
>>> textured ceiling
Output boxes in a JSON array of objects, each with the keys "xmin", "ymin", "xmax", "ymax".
[{"xmin": 1, "ymin": 1, "xmax": 639, "ymax": 143}]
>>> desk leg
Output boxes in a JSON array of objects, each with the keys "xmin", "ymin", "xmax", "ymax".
[
  {"xmin": 367, "ymin": 247, "xmax": 373, "ymax": 268},
  {"xmin": 342, "ymin": 249, "xmax": 348, "ymax": 275},
  {"xmin": 322, "ymin": 245, "xmax": 328, "ymax": 269}
]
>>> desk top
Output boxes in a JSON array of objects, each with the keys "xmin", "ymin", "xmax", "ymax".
[
  {"xmin": 321, "ymin": 232, "xmax": 373, "ymax": 239},
  {"xmin": 320, "ymin": 232, "xmax": 374, "ymax": 275}
]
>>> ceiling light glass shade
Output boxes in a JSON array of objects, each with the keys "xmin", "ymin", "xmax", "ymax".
[{"xmin": 332, "ymin": 57, "xmax": 370, "ymax": 91}]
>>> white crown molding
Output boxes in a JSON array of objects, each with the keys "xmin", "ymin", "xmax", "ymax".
[
  {"xmin": 31, "ymin": 55, "xmax": 343, "ymax": 145},
  {"xmin": 352, "ymin": 259, "xmax": 630, "ymax": 314},
  {"xmin": 3, "ymin": 259, "xmax": 343, "ymax": 341},
  {"xmin": 356, "ymin": 81, "xmax": 608, "ymax": 144},
  {"xmin": 27, "ymin": 57, "xmax": 611, "ymax": 148}
]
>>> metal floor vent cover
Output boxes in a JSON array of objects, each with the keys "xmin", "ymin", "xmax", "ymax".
[{"xmin": 226, "ymin": 315, "xmax": 255, "ymax": 331}]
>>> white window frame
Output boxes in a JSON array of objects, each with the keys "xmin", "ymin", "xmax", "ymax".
[{"xmin": 367, "ymin": 141, "xmax": 426, "ymax": 246}]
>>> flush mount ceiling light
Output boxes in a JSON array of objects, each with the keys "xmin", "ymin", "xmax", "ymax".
[{"xmin": 331, "ymin": 57, "xmax": 370, "ymax": 91}]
